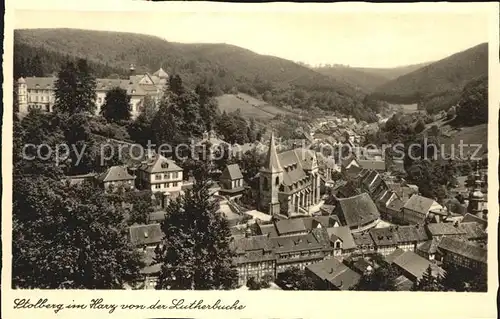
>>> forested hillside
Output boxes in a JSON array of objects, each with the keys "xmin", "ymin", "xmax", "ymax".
[
  {"xmin": 370, "ymin": 43, "xmax": 488, "ymax": 114},
  {"xmin": 14, "ymin": 28, "xmax": 379, "ymax": 122}
]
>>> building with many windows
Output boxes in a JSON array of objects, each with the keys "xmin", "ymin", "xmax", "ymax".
[
  {"xmin": 136, "ymin": 152, "xmax": 183, "ymax": 199},
  {"xmin": 16, "ymin": 66, "xmax": 169, "ymax": 119}
]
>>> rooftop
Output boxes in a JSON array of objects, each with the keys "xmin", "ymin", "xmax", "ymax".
[
  {"xmin": 437, "ymin": 237, "xmax": 487, "ymax": 264},
  {"xmin": 335, "ymin": 193, "xmax": 380, "ymax": 228},
  {"xmin": 306, "ymin": 257, "xmax": 361, "ymax": 290}
]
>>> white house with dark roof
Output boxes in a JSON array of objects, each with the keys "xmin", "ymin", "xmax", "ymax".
[
  {"xmin": 219, "ymin": 164, "xmax": 245, "ymax": 198},
  {"xmin": 137, "ymin": 152, "xmax": 183, "ymax": 197},
  {"xmin": 231, "ymin": 235, "xmax": 276, "ymax": 286},
  {"xmin": 96, "ymin": 165, "xmax": 135, "ymax": 192},
  {"xmin": 17, "ymin": 66, "xmax": 168, "ymax": 118},
  {"xmin": 386, "ymin": 248, "xmax": 445, "ymax": 283},
  {"xmin": 258, "ymin": 133, "xmax": 322, "ymax": 218}
]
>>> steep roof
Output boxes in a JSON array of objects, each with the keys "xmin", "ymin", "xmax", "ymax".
[
  {"xmin": 326, "ymin": 226, "xmax": 357, "ymax": 250},
  {"xmin": 129, "ymin": 224, "xmax": 163, "ymax": 246},
  {"xmin": 391, "ymin": 250, "xmax": 444, "ymax": 280},
  {"xmin": 262, "ymin": 133, "xmax": 283, "ymax": 173},
  {"xmin": 358, "ymin": 159, "xmax": 386, "ymax": 171},
  {"xmin": 335, "ymin": 193, "xmax": 380, "ymax": 228},
  {"xmin": 232, "ymin": 235, "xmax": 275, "ymax": 264},
  {"xmin": 257, "ymin": 223, "xmax": 278, "ymax": 238},
  {"xmin": 437, "ymin": 237, "xmax": 487, "ymax": 263},
  {"xmin": 395, "ymin": 225, "xmax": 429, "ymax": 242},
  {"xmin": 97, "ymin": 165, "xmax": 135, "ymax": 183},
  {"xmin": 138, "ymin": 154, "xmax": 182, "ymax": 173},
  {"xmin": 462, "ymin": 213, "xmax": 487, "ymax": 230},
  {"xmin": 306, "ymin": 258, "xmax": 361, "ymax": 290},
  {"xmin": 426, "ymin": 223, "xmax": 466, "ymax": 236},
  {"xmin": 275, "ymin": 219, "xmax": 307, "ymax": 236},
  {"xmin": 403, "ymin": 194, "xmax": 436, "ymax": 215},
  {"xmin": 220, "ymin": 164, "xmax": 244, "ymax": 180},
  {"xmin": 153, "ymin": 67, "xmax": 169, "ymax": 79},
  {"xmin": 271, "ymin": 233, "xmax": 324, "ymax": 254},
  {"xmin": 369, "ymin": 227, "xmax": 399, "ymax": 247},
  {"xmin": 416, "ymin": 238, "xmax": 441, "ymax": 255}
]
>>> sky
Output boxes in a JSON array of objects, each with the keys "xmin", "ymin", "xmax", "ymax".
[{"xmin": 14, "ymin": 9, "xmax": 490, "ymax": 68}]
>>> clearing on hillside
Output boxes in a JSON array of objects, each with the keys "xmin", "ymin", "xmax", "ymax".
[{"xmin": 216, "ymin": 94, "xmax": 292, "ymax": 120}]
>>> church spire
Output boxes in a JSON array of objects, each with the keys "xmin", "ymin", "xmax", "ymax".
[{"xmin": 263, "ymin": 132, "xmax": 283, "ymax": 173}]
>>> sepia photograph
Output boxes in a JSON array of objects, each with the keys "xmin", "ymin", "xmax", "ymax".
[{"xmin": 5, "ymin": 2, "xmax": 494, "ymax": 298}]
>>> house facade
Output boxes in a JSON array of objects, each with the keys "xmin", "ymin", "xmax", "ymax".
[
  {"xmin": 17, "ymin": 67, "xmax": 168, "ymax": 119},
  {"xmin": 96, "ymin": 165, "xmax": 135, "ymax": 192},
  {"xmin": 137, "ymin": 153, "xmax": 183, "ymax": 197}
]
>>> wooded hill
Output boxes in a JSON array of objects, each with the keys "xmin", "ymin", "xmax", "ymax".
[
  {"xmin": 370, "ymin": 43, "xmax": 488, "ymax": 113},
  {"xmin": 14, "ymin": 28, "xmax": 382, "ymax": 122}
]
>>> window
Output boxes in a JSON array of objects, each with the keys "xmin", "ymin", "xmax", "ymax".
[
  {"xmin": 155, "ymin": 174, "xmax": 162, "ymax": 180},
  {"xmin": 173, "ymin": 172, "xmax": 179, "ymax": 179},
  {"xmin": 275, "ymin": 176, "xmax": 279, "ymax": 185},
  {"xmin": 164, "ymin": 173, "xmax": 170, "ymax": 179},
  {"xmin": 173, "ymin": 182, "xmax": 178, "ymax": 187},
  {"xmin": 263, "ymin": 177, "xmax": 269, "ymax": 191},
  {"xmin": 155, "ymin": 184, "xmax": 160, "ymax": 189},
  {"xmin": 98, "ymin": 97, "xmax": 102, "ymax": 104}
]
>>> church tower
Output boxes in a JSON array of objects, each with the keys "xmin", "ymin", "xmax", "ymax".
[
  {"xmin": 259, "ymin": 132, "xmax": 283, "ymax": 216},
  {"xmin": 467, "ymin": 170, "xmax": 485, "ymax": 218}
]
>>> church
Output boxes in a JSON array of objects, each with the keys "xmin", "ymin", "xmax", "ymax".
[{"xmin": 258, "ymin": 133, "xmax": 322, "ymax": 218}]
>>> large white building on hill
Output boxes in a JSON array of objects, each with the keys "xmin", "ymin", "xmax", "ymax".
[{"xmin": 16, "ymin": 66, "xmax": 169, "ymax": 119}]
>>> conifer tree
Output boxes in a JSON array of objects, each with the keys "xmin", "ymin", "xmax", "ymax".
[
  {"xmin": 156, "ymin": 166, "xmax": 238, "ymax": 290},
  {"xmin": 100, "ymin": 87, "xmax": 132, "ymax": 123}
]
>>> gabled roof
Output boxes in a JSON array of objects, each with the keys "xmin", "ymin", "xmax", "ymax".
[
  {"xmin": 462, "ymin": 213, "xmax": 487, "ymax": 229},
  {"xmin": 387, "ymin": 198, "xmax": 405, "ymax": 212},
  {"xmin": 138, "ymin": 154, "xmax": 182, "ymax": 173},
  {"xmin": 416, "ymin": 238, "xmax": 441, "ymax": 255},
  {"xmin": 457, "ymin": 222, "xmax": 487, "ymax": 240},
  {"xmin": 271, "ymin": 233, "xmax": 324, "ymax": 253},
  {"xmin": 326, "ymin": 226, "xmax": 357, "ymax": 250},
  {"xmin": 232, "ymin": 235, "xmax": 274, "ymax": 253},
  {"xmin": 257, "ymin": 224, "xmax": 278, "ymax": 238},
  {"xmin": 129, "ymin": 224, "xmax": 163, "ymax": 246},
  {"xmin": 391, "ymin": 250, "xmax": 444, "ymax": 280},
  {"xmin": 306, "ymin": 258, "xmax": 361, "ymax": 290},
  {"xmin": 153, "ymin": 67, "xmax": 169, "ymax": 79},
  {"xmin": 426, "ymin": 223, "xmax": 466, "ymax": 236},
  {"xmin": 358, "ymin": 159, "xmax": 386, "ymax": 171},
  {"xmin": 275, "ymin": 219, "xmax": 307, "ymax": 236},
  {"xmin": 437, "ymin": 237, "xmax": 487, "ymax": 264},
  {"xmin": 403, "ymin": 195, "xmax": 436, "ymax": 215},
  {"xmin": 369, "ymin": 227, "xmax": 399, "ymax": 246},
  {"xmin": 335, "ymin": 193, "xmax": 380, "ymax": 228},
  {"xmin": 220, "ymin": 164, "xmax": 243, "ymax": 180},
  {"xmin": 395, "ymin": 225, "xmax": 429, "ymax": 242},
  {"xmin": 97, "ymin": 165, "xmax": 135, "ymax": 183}
]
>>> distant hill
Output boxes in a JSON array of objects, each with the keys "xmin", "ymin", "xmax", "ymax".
[
  {"xmin": 313, "ymin": 62, "xmax": 431, "ymax": 93},
  {"xmin": 14, "ymin": 28, "xmax": 380, "ymax": 122},
  {"xmin": 371, "ymin": 43, "xmax": 488, "ymax": 105}
]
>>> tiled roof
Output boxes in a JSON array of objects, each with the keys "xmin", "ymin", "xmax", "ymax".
[
  {"xmin": 138, "ymin": 154, "xmax": 182, "ymax": 173},
  {"xmin": 462, "ymin": 213, "xmax": 487, "ymax": 229},
  {"xmin": 335, "ymin": 193, "xmax": 380, "ymax": 228},
  {"xmin": 385, "ymin": 248, "xmax": 406, "ymax": 264},
  {"xmin": 221, "ymin": 164, "xmax": 243, "ymax": 180},
  {"xmin": 257, "ymin": 224, "xmax": 278, "ymax": 238},
  {"xmin": 326, "ymin": 226, "xmax": 357, "ymax": 250},
  {"xmin": 458, "ymin": 222, "xmax": 487, "ymax": 240},
  {"xmin": 271, "ymin": 233, "xmax": 324, "ymax": 253},
  {"xmin": 97, "ymin": 165, "xmax": 135, "ymax": 182},
  {"xmin": 426, "ymin": 223, "xmax": 467, "ymax": 236},
  {"xmin": 403, "ymin": 195, "xmax": 436, "ymax": 215},
  {"xmin": 24, "ymin": 77, "xmax": 56, "ymax": 89},
  {"xmin": 395, "ymin": 225, "xmax": 429, "ymax": 242},
  {"xmin": 437, "ymin": 237, "xmax": 487, "ymax": 263},
  {"xmin": 358, "ymin": 159, "xmax": 386, "ymax": 171},
  {"xmin": 369, "ymin": 227, "xmax": 399, "ymax": 246},
  {"xmin": 352, "ymin": 232, "xmax": 374, "ymax": 247},
  {"xmin": 392, "ymin": 250, "xmax": 445, "ymax": 280},
  {"xmin": 275, "ymin": 219, "xmax": 307, "ymax": 235},
  {"xmin": 306, "ymin": 258, "xmax": 361, "ymax": 290},
  {"xmin": 148, "ymin": 211, "xmax": 167, "ymax": 223},
  {"xmin": 232, "ymin": 235, "xmax": 275, "ymax": 264},
  {"xmin": 416, "ymin": 238, "xmax": 441, "ymax": 255},
  {"xmin": 129, "ymin": 224, "xmax": 163, "ymax": 246},
  {"xmin": 387, "ymin": 198, "xmax": 405, "ymax": 212}
]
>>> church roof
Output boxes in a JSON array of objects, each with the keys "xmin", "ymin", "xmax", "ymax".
[
  {"xmin": 221, "ymin": 164, "xmax": 243, "ymax": 180},
  {"xmin": 262, "ymin": 133, "xmax": 283, "ymax": 174},
  {"xmin": 153, "ymin": 67, "xmax": 169, "ymax": 79}
]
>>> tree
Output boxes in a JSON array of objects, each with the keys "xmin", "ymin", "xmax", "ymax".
[
  {"xmin": 415, "ymin": 119, "xmax": 426, "ymax": 133},
  {"xmin": 127, "ymin": 191, "xmax": 154, "ymax": 225},
  {"xmin": 276, "ymin": 267, "xmax": 317, "ymax": 290},
  {"xmin": 54, "ymin": 59, "xmax": 97, "ymax": 114},
  {"xmin": 412, "ymin": 266, "xmax": 443, "ymax": 291},
  {"xmin": 12, "ymin": 178, "xmax": 144, "ymax": 288},
  {"xmin": 246, "ymin": 277, "xmax": 261, "ymax": 290},
  {"xmin": 100, "ymin": 87, "xmax": 131, "ymax": 122},
  {"xmin": 354, "ymin": 262, "xmax": 399, "ymax": 291},
  {"xmin": 155, "ymin": 175, "xmax": 238, "ymax": 290}
]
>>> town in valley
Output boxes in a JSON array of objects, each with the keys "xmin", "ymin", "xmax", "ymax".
[{"xmin": 12, "ymin": 24, "xmax": 489, "ymax": 292}]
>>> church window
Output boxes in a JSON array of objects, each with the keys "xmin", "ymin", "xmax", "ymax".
[
  {"xmin": 275, "ymin": 176, "xmax": 279, "ymax": 185},
  {"xmin": 263, "ymin": 177, "xmax": 269, "ymax": 191},
  {"xmin": 279, "ymin": 185, "xmax": 284, "ymax": 192}
]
